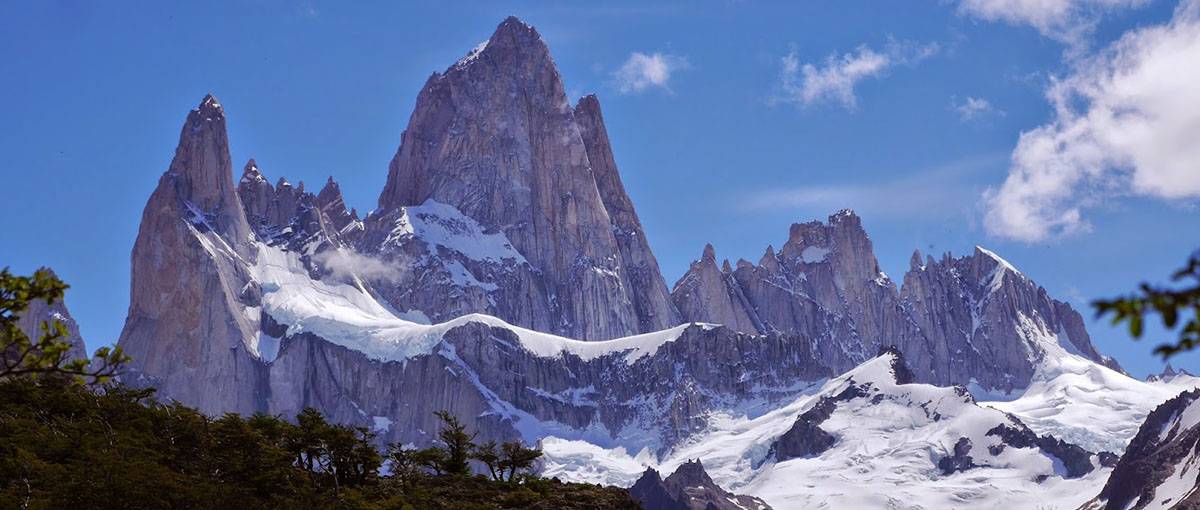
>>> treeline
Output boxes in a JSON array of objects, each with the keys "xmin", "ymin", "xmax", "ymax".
[
  {"xmin": 0, "ymin": 378, "xmax": 638, "ymax": 509},
  {"xmin": 0, "ymin": 268, "xmax": 638, "ymax": 509}
]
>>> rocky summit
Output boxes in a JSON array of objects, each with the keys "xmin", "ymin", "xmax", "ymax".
[{"xmin": 109, "ymin": 16, "xmax": 1200, "ymax": 510}]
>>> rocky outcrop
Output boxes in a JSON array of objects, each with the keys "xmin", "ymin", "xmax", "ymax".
[
  {"xmin": 369, "ymin": 17, "xmax": 677, "ymax": 340},
  {"xmin": 671, "ymin": 244, "xmax": 762, "ymax": 335},
  {"xmin": 1147, "ymin": 362, "xmax": 1195, "ymax": 383},
  {"xmin": 768, "ymin": 384, "xmax": 863, "ymax": 461},
  {"xmin": 15, "ymin": 269, "xmax": 88, "ymax": 362},
  {"xmin": 1083, "ymin": 389, "xmax": 1200, "ymax": 510},
  {"xmin": 629, "ymin": 460, "xmax": 772, "ymax": 510},
  {"xmin": 574, "ymin": 94, "xmax": 680, "ymax": 334},
  {"xmin": 117, "ymin": 95, "xmax": 266, "ymax": 415},
  {"xmin": 900, "ymin": 246, "xmax": 1121, "ymax": 390},
  {"xmin": 237, "ymin": 162, "xmax": 349, "ymax": 254},
  {"xmin": 316, "ymin": 176, "xmax": 360, "ymax": 237},
  {"xmin": 673, "ymin": 211, "xmax": 1119, "ymax": 391},
  {"xmin": 676, "ymin": 211, "xmax": 925, "ymax": 377}
]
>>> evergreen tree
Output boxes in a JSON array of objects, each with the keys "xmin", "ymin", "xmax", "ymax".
[{"xmin": 432, "ymin": 410, "xmax": 475, "ymax": 476}]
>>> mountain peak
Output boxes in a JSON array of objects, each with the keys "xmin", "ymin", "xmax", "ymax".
[
  {"xmin": 702, "ymin": 243, "xmax": 717, "ymax": 263},
  {"xmin": 197, "ymin": 93, "xmax": 223, "ymax": 118},
  {"xmin": 492, "ymin": 15, "xmax": 538, "ymax": 42}
]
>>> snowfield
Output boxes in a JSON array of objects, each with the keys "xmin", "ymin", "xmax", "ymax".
[
  {"xmin": 540, "ymin": 352, "xmax": 1158, "ymax": 509},
  {"xmin": 249, "ymin": 243, "xmax": 708, "ymax": 364}
]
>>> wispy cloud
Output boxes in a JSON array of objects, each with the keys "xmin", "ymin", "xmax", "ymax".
[
  {"xmin": 773, "ymin": 39, "xmax": 939, "ymax": 111},
  {"xmin": 984, "ymin": 0, "xmax": 1200, "ymax": 242},
  {"xmin": 613, "ymin": 52, "xmax": 689, "ymax": 94},
  {"xmin": 952, "ymin": 96, "xmax": 1005, "ymax": 121},
  {"xmin": 738, "ymin": 154, "xmax": 1003, "ymax": 220},
  {"xmin": 313, "ymin": 249, "xmax": 405, "ymax": 283}
]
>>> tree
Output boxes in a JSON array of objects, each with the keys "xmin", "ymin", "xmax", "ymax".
[
  {"xmin": 432, "ymin": 410, "xmax": 475, "ymax": 476},
  {"xmin": 472, "ymin": 440, "xmax": 502, "ymax": 481},
  {"xmin": 0, "ymin": 267, "xmax": 126, "ymax": 384},
  {"xmin": 385, "ymin": 444, "xmax": 425, "ymax": 487},
  {"xmin": 1095, "ymin": 253, "xmax": 1200, "ymax": 358},
  {"xmin": 412, "ymin": 447, "xmax": 448, "ymax": 477},
  {"xmin": 498, "ymin": 441, "xmax": 543, "ymax": 482}
]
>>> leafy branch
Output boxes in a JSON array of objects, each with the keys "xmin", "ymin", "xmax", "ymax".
[
  {"xmin": 1, "ymin": 267, "xmax": 127, "ymax": 384},
  {"xmin": 1094, "ymin": 254, "xmax": 1200, "ymax": 359}
]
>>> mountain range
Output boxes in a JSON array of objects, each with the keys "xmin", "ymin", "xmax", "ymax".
[{"xmin": 31, "ymin": 16, "xmax": 1198, "ymax": 509}]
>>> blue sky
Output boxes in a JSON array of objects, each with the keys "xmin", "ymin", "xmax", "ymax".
[{"xmin": 2, "ymin": 1, "xmax": 1197, "ymax": 377}]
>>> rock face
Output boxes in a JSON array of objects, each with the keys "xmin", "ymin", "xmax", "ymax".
[
  {"xmin": 1083, "ymin": 389, "xmax": 1200, "ymax": 510},
  {"xmin": 117, "ymin": 95, "xmax": 267, "ymax": 415},
  {"xmin": 672, "ymin": 213, "xmax": 1119, "ymax": 391},
  {"xmin": 369, "ymin": 17, "xmax": 677, "ymax": 340},
  {"xmin": 900, "ymin": 246, "xmax": 1121, "ymax": 390},
  {"xmin": 15, "ymin": 269, "xmax": 88, "ymax": 362},
  {"xmin": 671, "ymin": 244, "xmax": 762, "ymax": 335},
  {"xmin": 629, "ymin": 460, "xmax": 772, "ymax": 510}
]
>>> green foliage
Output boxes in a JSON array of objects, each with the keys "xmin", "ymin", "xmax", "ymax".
[
  {"xmin": 499, "ymin": 441, "xmax": 543, "ymax": 482},
  {"xmin": 472, "ymin": 440, "xmax": 502, "ymax": 480},
  {"xmin": 1095, "ymin": 254, "xmax": 1200, "ymax": 358},
  {"xmin": 0, "ymin": 267, "xmax": 126, "ymax": 385},
  {"xmin": 0, "ymin": 381, "xmax": 634, "ymax": 509},
  {"xmin": 432, "ymin": 410, "xmax": 475, "ymax": 476}
]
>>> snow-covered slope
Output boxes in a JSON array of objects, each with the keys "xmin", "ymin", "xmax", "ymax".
[
  {"xmin": 976, "ymin": 317, "xmax": 1199, "ymax": 454},
  {"xmin": 1081, "ymin": 389, "xmax": 1200, "ymax": 510},
  {"xmin": 541, "ymin": 351, "xmax": 1114, "ymax": 509}
]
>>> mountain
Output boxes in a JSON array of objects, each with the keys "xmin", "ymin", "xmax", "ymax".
[
  {"xmin": 1148, "ymin": 362, "xmax": 1197, "ymax": 383},
  {"xmin": 108, "ymin": 16, "xmax": 1199, "ymax": 508},
  {"xmin": 15, "ymin": 269, "xmax": 88, "ymax": 362},
  {"xmin": 672, "ymin": 213, "xmax": 1120, "ymax": 392},
  {"xmin": 1081, "ymin": 389, "xmax": 1200, "ymax": 510},
  {"xmin": 629, "ymin": 460, "xmax": 771, "ymax": 510},
  {"xmin": 367, "ymin": 17, "xmax": 678, "ymax": 340}
]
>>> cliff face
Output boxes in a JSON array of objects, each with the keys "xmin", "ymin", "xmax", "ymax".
[
  {"xmin": 369, "ymin": 17, "xmax": 677, "ymax": 340},
  {"xmin": 672, "ymin": 211, "xmax": 1118, "ymax": 391},
  {"xmin": 117, "ymin": 95, "xmax": 267, "ymax": 415}
]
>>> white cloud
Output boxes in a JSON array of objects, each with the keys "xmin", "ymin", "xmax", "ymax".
[
  {"xmin": 313, "ymin": 249, "xmax": 405, "ymax": 283},
  {"xmin": 958, "ymin": 0, "xmax": 1150, "ymax": 47},
  {"xmin": 613, "ymin": 52, "xmax": 688, "ymax": 94},
  {"xmin": 953, "ymin": 96, "xmax": 1005, "ymax": 121},
  {"xmin": 984, "ymin": 0, "xmax": 1200, "ymax": 241},
  {"xmin": 775, "ymin": 40, "xmax": 939, "ymax": 110}
]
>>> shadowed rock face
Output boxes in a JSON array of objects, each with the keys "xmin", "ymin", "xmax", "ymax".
[
  {"xmin": 673, "ymin": 213, "xmax": 1120, "ymax": 391},
  {"xmin": 1085, "ymin": 389, "xmax": 1200, "ymax": 510},
  {"xmin": 370, "ymin": 17, "xmax": 677, "ymax": 341},
  {"xmin": 630, "ymin": 460, "xmax": 772, "ymax": 510}
]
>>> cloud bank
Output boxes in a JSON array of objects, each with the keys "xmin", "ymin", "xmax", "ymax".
[
  {"xmin": 984, "ymin": 0, "xmax": 1200, "ymax": 241},
  {"xmin": 958, "ymin": 0, "xmax": 1150, "ymax": 47}
]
